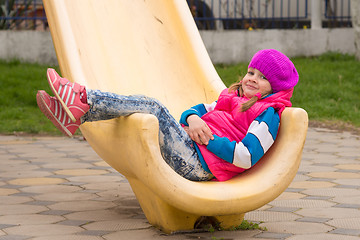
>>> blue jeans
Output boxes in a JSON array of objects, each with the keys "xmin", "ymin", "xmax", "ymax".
[{"xmin": 81, "ymin": 89, "xmax": 213, "ymax": 181}]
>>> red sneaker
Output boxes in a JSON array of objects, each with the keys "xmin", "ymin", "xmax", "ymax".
[
  {"xmin": 46, "ymin": 68, "xmax": 89, "ymax": 123},
  {"xmin": 36, "ymin": 90, "xmax": 80, "ymax": 137}
]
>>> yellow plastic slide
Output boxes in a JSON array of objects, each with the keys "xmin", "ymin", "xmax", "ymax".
[{"xmin": 43, "ymin": 0, "xmax": 308, "ymax": 233}]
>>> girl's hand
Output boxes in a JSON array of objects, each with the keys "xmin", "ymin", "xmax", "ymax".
[{"xmin": 185, "ymin": 115, "xmax": 214, "ymax": 145}]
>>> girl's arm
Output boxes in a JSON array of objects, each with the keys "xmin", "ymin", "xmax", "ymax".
[
  {"xmin": 180, "ymin": 102, "xmax": 217, "ymax": 145},
  {"xmin": 179, "ymin": 102, "xmax": 217, "ymax": 126},
  {"xmin": 185, "ymin": 115, "xmax": 214, "ymax": 145},
  {"xmin": 206, "ymin": 107, "xmax": 280, "ymax": 169}
]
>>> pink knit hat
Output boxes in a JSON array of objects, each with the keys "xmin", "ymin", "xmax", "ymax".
[{"xmin": 248, "ymin": 49, "xmax": 299, "ymax": 93}]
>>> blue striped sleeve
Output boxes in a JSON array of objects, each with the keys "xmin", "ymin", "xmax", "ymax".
[
  {"xmin": 179, "ymin": 101, "xmax": 217, "ymax": 126},
  {"xmin": 206, "ymin": 135, "xmax": 236, "ymax": 163},
  {"xmin": 233, "ymin": 107, "xmax": 280, "ymax": 168},
  {"xmin": 206, "ymin": 107, "xmax": 280, "ymax": 169}
]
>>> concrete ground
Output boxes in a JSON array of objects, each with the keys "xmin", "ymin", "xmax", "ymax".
[{"xmin": 0, "ymin": 127, "xmax": 359, "ymax": 240}]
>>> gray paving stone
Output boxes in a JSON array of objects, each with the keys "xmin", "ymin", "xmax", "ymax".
[
  {"xmin": 331, "ymin": 195, "xmax": 360, "ymax": 205},
  {"xmin": 334, "ymin": 179, "xmax": 360, "ymax": 186},
  {"xmin": 46, "ymin": 175, "xmax": 70, "ymax": 179},
  {"xmin": 0, "ymin": 196, "xmax": 33, "ymax": 205},
  {"xmin": 267, "ymin": 207, "xmax": 300, "ymax": 213},
  {"xmin": 296, "ymin": 217, "xmax": 330, "ymax": 223},
  {"xmin": 1, "ymin": 129, "xmax": 359, "ymax": 240},
  {"xmin": 40, "ymin": 210, "xmax": 73, "ymax": 216},
  {"xmin": 313, "ymin": 163, "xmax": 337, "ymax": 167},
  {"xmin": 58, "ymin": 220, "xmax": 90, "ymax": 226},
  {"xmin": 270, "ymin": 199, "xmax": 336, "ymax": 208},
  {"xmin": 131, "ymin": 214, "xmax": 147, "ymax": 219},
  {"xmin": 20, "ymin": 184, "xmax": 81, "ymax": 193},
  {"xmin": 0, "ymin": 225, "xmax": 16, "ymax": 230},
  {"xmin": 0, "ymin": 214, "xmax": 64, "ymax": 225},
  {"xmin": 284, "ymin": 188, "xmax": 305, "ymax": 193},
  {"xmin": 11, "ymin": 192, "xmax": 39, "ymax": 197},
  {"xmin": 36, "ymin": 168, "xmax": 59, "ymax": 172},
  {"xmin": 104, "ymin": 172, "xmax": 124, "ymax": 176},
  {"xmin": 302, "ymin": 188, "xmax": 360, "ymax": 197},
  {"xmin": 31, "ymin": 235, "xmax": 103, "ymax": 240},
  {"xmin": 260, "ymin": 221, "xmax": 334, "ymax": 235},
  {"xmin": 0, "ymin": 185, "xmax": 25, "ymax": 189},
  {"xmin": 48, "ymin": 200, "xmax": 116, "ymax": 212},
  {"xmin": 334, "ymin": 185, "xmax": 360, "ymax": 189},
  {"xmin": 255, "ymin": 232, "xmax": 292, "ymax": 239},
  {"xmin": 335, "ymin": 204, "xmax": 360, "ymax": 209},
  {"xmin": 307, "ymin": 178, "xmax": 334, "ymax": 182},
  {"xmin": 83, "ymin": 219, "xmax": 151, "ymax": 231},
  {"xmin": 89, "ymin": 166, "xmax": 111, "ymax": 170},
  {"xmin": 297, "ymin": 207, "xmax": 360, "ymax": 219},
  {"xmin": 335, "ymin": 169, "xmax": 360, "ymax": 173},
  {"xmin": 0, "ymin": 236, "xmax": 30, "ymax": 240},
  {"xmin": 3, "ymin": 224, "xmax": 83, "ymax": 237},
  {"xmin": 0, "ymin": 205, "xmax": 47, "ymax": 215},
  {"xmin": 330, "ymin": 228, "xmax": 360, "ymax": 236},
  {"xmin": 77, "ymin": 230, "xmax": 112, "ymax": 236},
  {"xmin": 303, "ymin": 196, "xmax": 332, "ymax": 200},
  {"xmin": 327, "ymin": 217, "xmax": 360, "ymax": 230},
  {"xmin": 245, "ymin": 211, "xmax": 300, "ymax": 222},
  {"xmin": 60, "ymin": 182, "xmax": 86, "ymax": 186},
  {"xmin": 27, "ymin": 201, "xmax": 56, "ymax": 206}
]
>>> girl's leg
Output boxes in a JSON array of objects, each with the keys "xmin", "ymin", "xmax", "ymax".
[
  {"xmin": 82, "ymin": 89, "xmax": 212, "ymax": 181},
  {"xmin": 36, "ymin": 90, "xmax": 81, "ymax": 137}
]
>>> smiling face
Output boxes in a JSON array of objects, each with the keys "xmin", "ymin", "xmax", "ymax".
[{"xmin": 241, "ymin": 67, "xmax": 272, "ymax": 98}]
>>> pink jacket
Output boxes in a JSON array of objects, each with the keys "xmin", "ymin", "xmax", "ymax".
[{"xmin": 197, "ymin": 88, "xmax": 293, "ymax": 181}]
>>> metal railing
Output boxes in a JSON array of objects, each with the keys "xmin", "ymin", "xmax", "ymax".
[
  {"xmin": 187, "ymin": 0, "xmax": 309, "ymax": 29},
  {"xmin": 187, "ymin": 0, "xmax": 352, "ymax": 30},
  {"xmin": 0, "ymin": 0, "xmax": 47, "ymax": 30},
  {"xmin": 0, "ymin": 0, "xmax": 353, "ymax": 31},
  {"xmin": 324, "ymin": 0, "xmax": 352, "ymax": 28}
]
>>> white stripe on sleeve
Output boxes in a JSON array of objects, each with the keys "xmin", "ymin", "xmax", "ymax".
[
  {"xmin": 233, "ymin": 142, "xmax": 252, "ymax": 169},
  {"xmin": 203, "ymin": 101, "xmax": 217, "ymax": 112},
  {"xmin": 248, "ymin": 121, "xmax": 274, "ymax": 153}
]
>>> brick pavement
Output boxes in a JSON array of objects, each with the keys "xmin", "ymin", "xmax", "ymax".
[{"xmin": 0, "ymin": 127, "xmax": 359, "ymax": 240}]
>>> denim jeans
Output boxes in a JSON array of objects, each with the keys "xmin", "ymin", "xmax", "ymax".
[{"xmin": 81, "ymin": 89, "xmax": 212, "ymax": 181}]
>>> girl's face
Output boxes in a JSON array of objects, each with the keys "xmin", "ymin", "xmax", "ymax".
[{"xmin": 241, "ymin": 68, "xmax": 272, "ymax": 98}]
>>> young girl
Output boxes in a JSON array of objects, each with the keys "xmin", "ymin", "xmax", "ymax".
[{"xmin": 36, "ymin": 49, "xmax": 298, "ymax": 182}]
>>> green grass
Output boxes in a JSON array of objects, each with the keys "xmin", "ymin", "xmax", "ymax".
[
  {"xmin": 0, "ymin": 52, "xmax": 359, "ymax": 135},
  {"xmin": 216, "ymin": 52, "xmax": 360, "ymax": 130},
  {"xmin": 228, "ymin": 220, "xmax": 267, "ymax": 231},
  {"xmin": 0, "ymin": 59, "xmax": 61, "ymax": 135}
]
